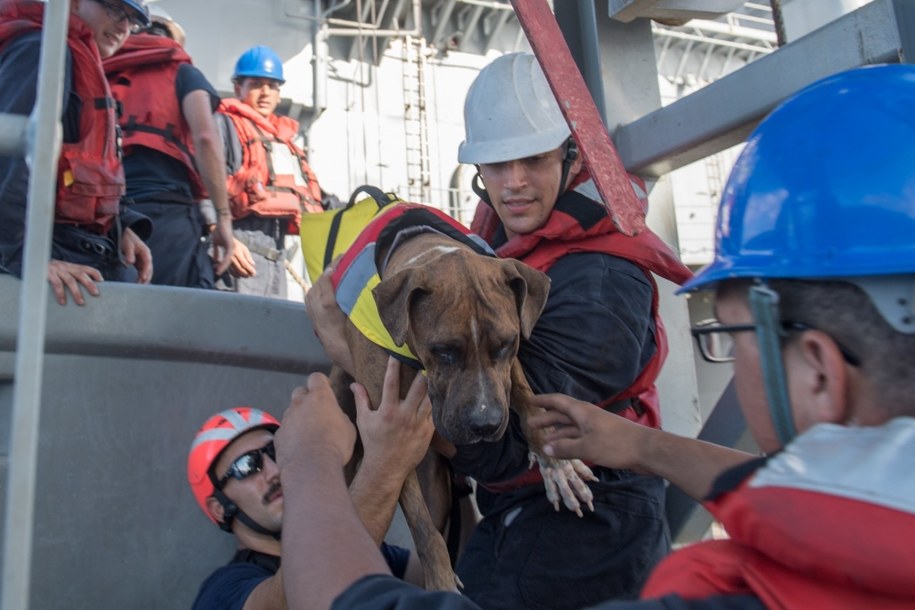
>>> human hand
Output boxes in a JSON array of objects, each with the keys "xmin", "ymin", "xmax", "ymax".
[
  {"xmin": 120, "ymin": 227, "xmax": 152, "ymax": 284},
  {"xmin": 304, "ymin": 262, "xmax": 354, "ymax": 374},
  {"xmin": 528, "ymin": 393, "xmax": 646, "ymax": 470},
  {"xmin": 47, "ymin": 259, "xmax": 103, "ymax": 306},
  {"xmin": 276, "ymin": 372, "xmax": 357, "ymax": 471},
  {"xmin": 353, "ymin": 357, "xmax": 434, "ymax": 479},
  {"xmin": 210, "ymin": 216, "xmax": 235, "ymax": 276},
  {"xmin": 229, "ymin": 238, "xmax": 256, "ymax": 277}
]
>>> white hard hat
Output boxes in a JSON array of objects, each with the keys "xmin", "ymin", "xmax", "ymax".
[{"xmin": 458, "ymin": 52, "xmax": 571, "ymax": 165}]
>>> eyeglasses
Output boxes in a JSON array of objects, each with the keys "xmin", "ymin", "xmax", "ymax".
[
  {"xmin": 216, "ymin": 441, "xmax": 276, "ymax": 489},
  {"xmin": 691, "ymin": 319, "xmax": 861, "ymax": 366},
  {"xmin": 91, "ymin": 0, "xmax": 147, "ymax": 33}
]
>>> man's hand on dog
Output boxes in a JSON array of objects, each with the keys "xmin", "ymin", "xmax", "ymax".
[
  {"xmin": 277, "ymin": 359, "xmax": 433, "ymax": 479},
  {"xmin": 277, "ymin": 372, "xmax": 358, "ymax": 472},
  {"xmin": 354, "ymin": 357, "xmax": 434, "ymax": 481},
  {"xmin": 529, "ymin": 393, "xmax": 646, "ymax": 471},
  {"xmin": 304, "ymin": 259, "xmax": 356, "ymax": 375}
]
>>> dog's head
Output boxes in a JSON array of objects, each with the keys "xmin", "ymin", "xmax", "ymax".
[{"xmin": 373, "ymin": 249, "xmax": 550, "ymax": 445}]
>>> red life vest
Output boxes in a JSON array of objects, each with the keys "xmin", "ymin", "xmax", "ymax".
[
  {"xmin": 218, "ymin": 98, "xmax": 324, "ymax": 232},
  {"xmin": 642, "ymin": 420, "xmax": 915, "ymax": 609},
  {"xmin": 104, "ymin": 34, "xmax": 206, "ymax": 200},
  {"xmin": 0, "ymin": 0, "xmax": 124, "ymax": 234},
  {"xmin": 471, "ymin": 169, "xmax": 693, "ymax": 429}
]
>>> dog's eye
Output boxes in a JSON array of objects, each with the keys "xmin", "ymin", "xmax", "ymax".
[
  {"xmin": 431, "ymin": 346, "xmax": 459, "ymax": 365},
  {"xmin": 492, "ymin": 337, "xmax": 517, "ymax": 360}
]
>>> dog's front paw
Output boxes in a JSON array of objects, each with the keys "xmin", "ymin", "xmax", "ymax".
[{"xmin": 529, "ymin": 452, "xmax": 597, "ymax": 517}]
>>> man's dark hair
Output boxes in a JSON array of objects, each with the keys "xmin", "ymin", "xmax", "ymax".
[{"xmin": 721, "ymin": 278, "xmax": 915, "ymax": 417}]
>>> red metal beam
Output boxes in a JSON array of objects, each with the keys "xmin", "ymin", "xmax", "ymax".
[{"xmin": 510, "ymin": 0, "xmax": 645, "ymax": 235}]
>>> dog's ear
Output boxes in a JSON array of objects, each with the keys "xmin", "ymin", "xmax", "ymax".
[
  {"xmin": 503, "ymin": 260, "xmax": 551, "ymax": 339},
  {"xmin": 373, "ymin": 267, "xmax": 429, "ymax": 346}
]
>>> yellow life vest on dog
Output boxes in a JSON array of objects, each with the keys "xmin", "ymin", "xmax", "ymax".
[
  {"xmin": 330, "ymin": 201, "xmax": 495, "ymax": 368},
  {"xmin": 299, "ymin": 185, "xmax": 401, "ymax": 284}
]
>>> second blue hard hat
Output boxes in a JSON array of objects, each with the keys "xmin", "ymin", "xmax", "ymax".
[
  {"xmin": 233, "ymin": 45, "xmax": 285, "ymax": 84},
  {"xmin": 681, "ymin": 63, "xmax": 915, "ymax": 293}
]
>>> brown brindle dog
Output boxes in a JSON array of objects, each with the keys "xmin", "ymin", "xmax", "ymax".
[{"xmin": 329, "ymin": 228, "xmax": 596, "ymax": 591}]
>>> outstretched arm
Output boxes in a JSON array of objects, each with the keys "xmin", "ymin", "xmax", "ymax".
[{"xmin": 528, "ymin": 393, "xmax": 755, "ymax": 501}]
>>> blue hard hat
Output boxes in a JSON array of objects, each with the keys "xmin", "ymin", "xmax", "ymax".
[
  {"xmin": 121, "ymin": 0, "xmax": 151, "ymax": 27},
  {"xmin": 232, "ymin": 46, "xmax": 285, "ymax": 85},
  {"xmin": 680, "ymin": 64, "xmax": 915, "ymax": 293}
]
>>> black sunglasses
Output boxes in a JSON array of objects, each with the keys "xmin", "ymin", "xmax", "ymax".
[
  {"xmin": 216, "ymin": 441, "xmax": 276, "ymax": 489},
  {"xmin": 691, "ymin": 319, "xmax": 861, "ymax": 366}
]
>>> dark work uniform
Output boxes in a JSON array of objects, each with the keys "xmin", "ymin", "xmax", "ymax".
[
  {"xmin": 332, "ymin": 574, "xmax": 767, "ymax": 610},
  {"xmin": 192, "ymin": 543, "xmax": 410, "ymax": 610},
  {"xmin": 122, "ymin": 63, "xmax": 220, "ymax": 288},
  {"xmin": 450, "ymin": 188, "xmax": 671, "ymax": 610}
]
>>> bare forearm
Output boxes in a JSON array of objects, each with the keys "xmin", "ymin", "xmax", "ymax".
[
  {"xmin": 281, "ymin": 454, "xmax": 391, "ymax": 610},
  {"xmin": 183, "ymin": 90, "xmax": 230, "ymax": 215},
  {"xmin": 534, "ymin": 393, "xmax": 756, "ymax": 501},
  {"xmin": 194, "ymin": 131, "xmax": 230, "ymax": 214},
  {"xmin": 636, "ymin": 426, "xmax": 755, "ymax": 501},
  {"xmin": 349, "ymin": 460, "xmax": 407, "ymax": 545}
]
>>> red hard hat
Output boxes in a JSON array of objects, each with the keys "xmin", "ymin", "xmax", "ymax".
[{"xmin": 187, "ymin": 407, "xmax": 280, "ymax": 524}]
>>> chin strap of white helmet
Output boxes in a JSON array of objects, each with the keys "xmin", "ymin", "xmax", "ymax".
[
  {"xmin": 559, "ymin": 138, "xmax": 579, "ymax": 197},
  {"xmin": 471, "ymin": 168, "xmax": 492, "ymax": 206},
  {"xmin": 748, "ymin": 282, "xmax": 797, "ymax": 447}
]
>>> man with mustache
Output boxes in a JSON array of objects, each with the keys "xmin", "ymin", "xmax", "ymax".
[{"xmin": 188, "ymin": 358, "xmax": 430, "ymax": 609}]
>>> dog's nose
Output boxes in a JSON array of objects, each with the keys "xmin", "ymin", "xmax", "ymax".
[{"xmin": 467, "ymin": 405, "xmax": 504, "ymax": 438}]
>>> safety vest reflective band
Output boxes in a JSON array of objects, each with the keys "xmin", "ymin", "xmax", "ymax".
[
  {"xmin": 218, "ymin": 98, "xmax": 323, "ymax": 231},
  {"xmin": 104, "ymin": 34, "xmax": 206, "ymax": 200},
  {"xmin": 0, "ymin": 0, "xmax": 124, "ymax": 233},
  {"xmin": 331, "ymin": 202, "xmax": 496, "ymax": 368}
]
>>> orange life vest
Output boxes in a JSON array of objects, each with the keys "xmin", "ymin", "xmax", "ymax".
[
  {"xmin": 0, "ymin": 0, "xmax": 124, "ymax": 234},
  {"xmin": 218, "ymin": 98, "xmax": 324, "ymax": 232},
  {"xmin": 104, "ymin": 34, "xmax": 206, "ymax": 200}
]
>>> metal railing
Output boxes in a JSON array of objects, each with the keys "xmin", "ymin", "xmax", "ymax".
[{"xmin": 1, "ymin": 1, "xmax": 72, "ymax": 608}]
